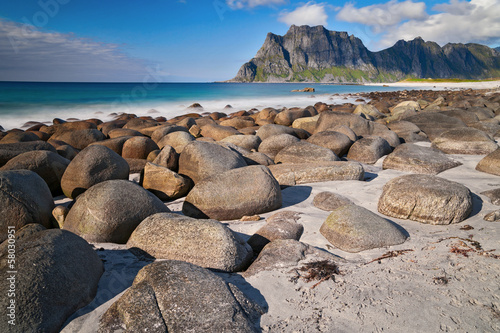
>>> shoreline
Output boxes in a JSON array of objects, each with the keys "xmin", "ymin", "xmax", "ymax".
[{"xmin": 366, "ymin": 80, "xmax": 500, "ymax": 90}]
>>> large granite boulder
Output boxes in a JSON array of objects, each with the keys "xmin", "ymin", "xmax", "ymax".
[
  {"xmin": 320, "ymin": 205, "xmax": 407, "ymax": 253},
  {"xmin": 99, "ymin": 260, "xmax": 262, "ymax": 333},
  {"xmin": 0, "ymin": 141, "xmax": 57, "ymax": 167},
  {"xmin": 127, "ymin": 213, "xmax": 253, "ymax": 272},
  {"xmin": 178, "ymin": 141, "xmax": 247, "ymax": 183},
  {"xmin": 315, "ymin": 111, "xmax": 373, "ymax": 136},
  {"xmin": 405, "ymin": 113, "xmax": 467, "ymax": 141},
  {"xmin": 50, "ymin": 128, "xmax": 105, "ymax": 150},
  {"xmin": 121, "ymin": 136, "xmax": 159, "ymax": 159},
  {"xmin": 378, "ymin": 174, "xmax": 472, "ymax": 224},
  {"xmin": 0, "ymin": 131, "xmax": 40, "ymax": 144},
  {"xmin": 476, "ymin": 148, "xmax": 500, "ymax": 176},
  {"xmin": 152, "ymin": 145, "xmax": 178, "ymax": 170},
  {"xmin": 183, "ymin": 165, "xmax": 282, "ymax": 220},
  {"xmin": 0, "ymin": 150, "xmax": 70, "ymax": 195},
  {"xmin": 60, "ymin": 145, "xmax": 129, "ymax": 199},
  {"xmin": 383, "ymin": 143, "xmax": 461, "ymax": 174},
  {"xmin": 306, "ymin": 131, "xmax": 353, "ymax": 157},
  {"xmin": 258, "ymin": 133, "xmax": 300, "ymax": 159},
  {"xmin": 157, "ymin": 131, "xmax": 195, "ymax": 152},
  {"xmin": 432, "ymin": 128, "xmax": 498, "ymax": 154},
  {"xmin": 347, "ymin": 136, "xmax": 392, "ymax": 164},
  {"xmin": 274, "ymin": 141, "xmax": 340, "ymax": 164},
  {"xmin": 268, "ymin": 161, "xmax": 364, "ymax": 186},
  {"xmin": 221, "ymin": 134, "xmax": 262, "ymax": 151},
  {"xmin": 200, "ymin": 123, "xmax": 240, "ymax": 141},
  {"xmin": 63, "ymin": 180, "xmax": 170, "ymax": 243},
  {"xmin": 256, "ymin": 124, "xmax": 299, "ymax": 140},
  {"xmin": 0, "ymin": 229, "xmax": 103, "ymax": 333},
  {"xmin": 0, "ymin": 170, "xmax": 54, "ymax": 242}
]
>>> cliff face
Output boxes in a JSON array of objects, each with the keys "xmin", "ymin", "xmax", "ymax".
[{"xmin": 231, "ymin": 25, "xmax": 500, "ymax": 83}]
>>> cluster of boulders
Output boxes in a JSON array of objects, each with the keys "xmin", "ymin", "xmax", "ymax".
[{"xmin": 1, "ymin": 88, "xmax": 499, "ymax": 332}]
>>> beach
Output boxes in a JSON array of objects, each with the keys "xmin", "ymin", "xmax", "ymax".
[{"xmin": 1, "ymin": 83, "xmax": 499, "ymax": 332}]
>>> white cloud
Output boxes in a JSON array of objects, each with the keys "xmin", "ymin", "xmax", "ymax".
[
  {"xmin": 0, "ymin": 18, "xmax": 154, "ymax": 81},
  {"xmin": 335, "ymin": 0, "xmax": 500, "ymax": 50},
  {"xmin": 226, "ymin": 0, "xmax": 286, "ymax": 9},
  {"xmin": 278, "ymin": 2, "xmax": 328, "ymax": 26},
  {"xmin": 336, "ymin": 0, "xmax": 427, "ymax": 28}
]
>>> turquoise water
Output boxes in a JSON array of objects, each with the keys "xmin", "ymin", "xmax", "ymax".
[{"xmin": 0, "ymin": 82, "xmax": 409, "ymax": 129}]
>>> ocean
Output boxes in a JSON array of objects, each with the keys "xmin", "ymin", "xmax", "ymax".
[{"xmin": 0, "ymin": 82, "xmax": 411, "ymax": 130}]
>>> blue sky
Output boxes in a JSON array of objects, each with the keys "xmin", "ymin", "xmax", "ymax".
[{"xmin": 0, "ymin": 0, "xmax": 499, "ymax": 82}]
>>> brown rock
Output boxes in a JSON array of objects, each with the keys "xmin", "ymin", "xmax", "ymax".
[
  {"xmin": 312, "ymin": 192, "xmax": 354, "ymax": 211},
  {"xmin": 347, "ymin": 136, "xmax": 392, "ymax": 164},
  {"xmin": 121, "ymin": 136, "xmax": 159, "ymax": 159},
  {"xmin": 476, "ymin": 148, "xmax": 500, "ymax": 176},
  {"xmin": 142, "ymin": 162, "xmax": 191, "ymax": 200}
]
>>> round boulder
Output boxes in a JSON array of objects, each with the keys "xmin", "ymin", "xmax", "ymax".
[
  {"xmin": 274, "ymin": 141, "xmax": 340, "ymax": 164},
  {"xmin": 313, "ymin": 191, "xmax": 354, "ymax": 211},
  {"xmin": 476, "ymin": 148, "xmax": 500, "ymax": 176},
  {"xmin": 378, "ymin": 174, "xmax": 472, "ymax": 224},
  {"xmin": 306, "ymin": 131, "xmax": 353, "ymax": 157},
  {"xmin": 347, "ymin": 136, "xmax": 392, "ymax": 164},
  {"xmin": 258, "ymin": 133, "xmax": 300, "ymax": 159},
  {"xmin": 61, "ymin": 145, "xmax": 130, "ymax": 199},
  {"xmin": 183, "ymin": 165, "xmax": 282, "ymax": 220},
  {"xmin": 127, "ymin": 213, "xmax": 253, "ymax": 272},
  {"xmin": 121, "ymin": 136, "xmax": 159, "ymax": 159},
  {"xmin": 63, "ymin": 180, "xmax": 170, "ymax": 243},
  {"xmin": 432, "ymin": 128, "xmax": 498, "ymax": 154}
]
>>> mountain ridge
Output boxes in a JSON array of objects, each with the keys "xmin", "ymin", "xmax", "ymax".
[{"xmin": 230, "ymin": 25, "xmax": 500, "ymax": 83}]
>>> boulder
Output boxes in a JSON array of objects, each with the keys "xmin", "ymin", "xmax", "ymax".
[
  {"xmin": 200, "ymin": 123, "xmax": 240, "ymax": 141},
  {"xmin": 347, "ymin": 136, "xmax": 392, "ymax": 164},
  {"xmin": 50, "ymin": 129, "xmax": 105, "ymax": 150},
  {"xmin": 56, "ymin": 144, "xmax": 79, "ymax": 160},
  {"xmin": 125, "ymin": 158, "xmax": 148, "ymax": 174},
  {"xmin": 0, "ymin": 229, "xmax": 103, "ymax": 333},
  {"xmin": 353, "ymin": 104, "xmax": 384, "ymax": 119},
  {"xmin": 306, "ymin": 131, "xmax": 353, "ymax": 157},
  {"xmin": 383, "ymin": 143, "xmax": 461, "ymax": 174},
  {"xmin": 405, "ymin": 113, "xmax": 467, "ymax": 141},
  {"xmin": 274, "ymin": 108, "xmax": 311, "ymax": 126},
  {"xmin": 312, "ymin": 191, "xmax": 354, "ymax": 211},
  {"xmin": 256, "ymin": 124, "xmax": 299, "ymax": 140},
  {"xmin": 292, "ymin": 114, "xmax": 320, "ymax": 133},
  {"xmin": 63, "ymin": 180, "xmax": 170, "ymax": 243},
  {"xmin": 476, "ymin": 148, "xmax": 500, "ymax": 176},
  {"xmin": 157, "ymin": 131, "xmax": 195, "ymax": 152},
  {"xmin": 150, "ymin": 125, "xmax": 188, "ymax": 143},
  {"xmin": 178, "ymin": 141, "xmax": 247, "ymax": 183},
  {"xmin": 315, "ymin": 111, "xmax": 373, "ymax": 136},
  {"xmin": 268, "ymin": 161, "xmax": 364, "ymax": 186},
  {"xmin": 121, "ymin": 136, "xmax": 159, "ymax": 159},
  {"xmin": 243, "ymin": 239, "xmax": 338, "ymax": 277},
  {"xmin": 122, "ymin": 118, "xmax": 158, "ymax": 131},
  {"xmin": 481, "ymin": 188, "xmax": 500, "ymax": 205},
  {"xmin": 320, "ymin": 205, "xmax": 407, "ymax": 253},
  {"xmin": 99, "ymin": 260, "xmax": 262, "ymax": 333},
  {"xmin": 221, "ymin": 134, "xmax": 261, "ymax": 151},
  {"xmin": 0, "ymin": 150, "xmax": 70, "ymax": 194},
  {"xmin": 219, "ymin": 117, "xmax": 255, "ymax": 129},
  {"xmin": 330, "ymin": 125, "xmax": 358, "ymax": 142},
  {"xmin": 484, "ymin": 210, "xmax": 500, "ymax": 222},
  {"xmin": 0, "ymin": 131, "xmax": 40, "ymax": 143},
  {"xmin": 0, "ymin": 141, "xmax": 57, "ymax": 167},
  {"xmin": 61, "ymin": 145, "xmax": 129, "ymax": 199},
  {"xmin": 142, "ymin": 162, "xmax": 191, "ymax": 201},
  {"xmin": 0, "ymin": 170, "xmax": 55, "ymax": 242},
  {"xmin": 247, "ymin": 211, "xmax": 304, "ymax": 253},
  {"xmin": 242, "ymin": 152, "xmax": 275, "ymax": 166},
  {"xmin": 89, "ymin": 136, "xmax": 131, "ymax": 155},
  {"xmin": 387, "ymin": 121, "xmax": 428, "ymax": 143},
  {"xmin": 274, "ymin": 141, "xmax": 340, "ymax": 164},
  {"xmin": 183, "ymin": 165, "xmax": 282, "ymax": 220},
  {"xmin": 152, "ymin": 145, "xmax": 178, "ymax": 171},
  {"xmin": 432, "ymin": 128, "xmax": 498, "ymax": 155},
  {"xmin": 378, "ymin": 174, "xmax": 472, "ymax": 224},
  {"xmin": 258, "ymin": 133, "xmax": 300, "ymax": 159},
  {"xmin": 127, "ymin": 213, "xmax": 253, "ymax": 272},
  {"xmin": 108, "ymin": 128, "xmax": 144, "ymax": 138}
]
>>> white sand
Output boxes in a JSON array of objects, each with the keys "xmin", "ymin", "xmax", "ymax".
[
  {"xmin": 62, "ymin": 142, "xmax": 500, "ymax": 332},
  {"xmin": 366, "ymin": 80, "xmax": 500, "ymax": 91}
]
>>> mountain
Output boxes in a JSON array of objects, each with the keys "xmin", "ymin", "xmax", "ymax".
[{"xmin": 230, "ymin": 25, "xmax": 500, "ymax": 83}]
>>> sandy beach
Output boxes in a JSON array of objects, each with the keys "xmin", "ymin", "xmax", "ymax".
[{"xmin": 367, "ymin": 80, "xmax": 500, "ymax": 90}]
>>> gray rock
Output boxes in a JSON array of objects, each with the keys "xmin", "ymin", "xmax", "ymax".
[
  {"xmin": 320, "ymin": 205, "xmax": 407, "ymax": 253},
  {"xmin": 150, "ymin": 125, "xmax": 189, "ymax": 143},
  {"xmin": 121, "ymin": 136, "xmax": 159, "ymax": 159},
  {"xmin": 387, "ymin": 121, "xmax": 428, "ymax": 143},
  {"xmin": 0, "ymin": 150, "xmax": 70, "ymax": 195},
  {"xmin": 484, "ymin": 210, "xmax": 500, "ymax": 222},
  {"xmin": 312, "ymin": 191, "xmax": 354, "ymax": 211},
  {"xmin": 243, "ymin": 239, "xmax": 338, "ymax": 277},
  {"xmin": 63, "ymin": 180, "xmax": 170, "ymax": 243},
  {"xmin": 0, "ymin": 131, "xmax": 40, "ymax": 144},
  {"xmin": 221, "ymin": 134, "xmax": 262, "ymax": 151},
  {"xmin": 432, "ymin": 128, "xmax": 498, "ymax": 154},
  {"xmin": 61, "ymin": 145, "xmax": 129, "ymax": 199},
  {"xmin": 315, "ymin": 111, "xmax": 373, "ymax": 136},
  {"xmin": 275, "ymin": 141, "xmax": 340, "ymax": 164},
  {"xmin": 378, "ymin": 174, "xmax": 472, "ymax": 224},
  {"xmin": 481, "ymin": 188, "xmax": 500, "ymax": 205},
  {"xmin": 247, "ymin": 211, "xmax": 304, "ymax": 253},
  {"xmin": 405, "ymin": 113, "xmax": 467, "ymax": 141},
  {"xmin": 243, "ymin": 151, "xmax": 275, "ymax": 166},
  {"xmin": 50, "ymin": 128, "xmax": 106, "ymax": 150},
  {"xmin": 183, "ymin": 165, "xmax": 282, "ymax": 220},
  {"xmin": 306, "ymin": 131, "xmax": 353, "ymax": 156},
  {"xmin": 476, "ymin": 148, "xmax": 500, "ymax": 176},
  {"xmin": 258, "ymin": 133, "xmax": 300, "ymax": 159},
  {"xmin": 152, "ymin": 144, "xmax": 179, "ymax": 171},
  {"xmin": 256, "ymin": 124, "xmax": 299, "ymax": 140},
  {"xmin": 268, "ymin": 161, "xmax": 364, "ymax": 186},
  {"xmin": 127, "ymin": 213, "xmax": 253, "ymax": 272},
  {"xmin": 347, "ymin": 136, "xmax": 392, "ymax": 164},
  {"xmin": 178, "ymin": 141, "xmax": 247, "ymax": 183},
  {"xmin": 99, "ymin": 260, "xmax": 262, "ymax": 333},
  {"xmin": 0, "ymin": 229, "xmax": 103, "ymax": 333},
  {"xmin": 353, "ymin": 104, "xmax": 384, "ymax": 119},
  {"xmin": 89, "ymin": 136, "xmax": 131, "ymax": 155},
  {"xmin": 157, "ymin": 130, "xmax": 195, "ymax": 152},
  {"xmin": 383, "ymin": 143, "xmax": 461, "ymax": 174},
  {"xmin": 200, "ymin": 123, "xmax": 241, "ymax": 141},
  {"xmin": 0, "ymin": 141, "xmax": 57, "ymax": 167},
  {"xmin": 0, "ymin": 170, "xmax": 54, "ymax": 242}
]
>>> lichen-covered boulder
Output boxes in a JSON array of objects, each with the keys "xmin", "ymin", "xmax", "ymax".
[{"xmin": 378, "ymin": 174, "xmax": 472, "ymax": 224}]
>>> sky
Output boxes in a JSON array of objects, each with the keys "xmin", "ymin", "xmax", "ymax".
[{"xmin": 0, "ymin": 0, "xmax": 499, "ymax": 82}]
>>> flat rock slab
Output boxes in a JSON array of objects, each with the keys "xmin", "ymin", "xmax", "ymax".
[
  {"xmin": 319, "ymin": 205, "xmax": 407, "ymax": 253},
  {"xmin": 268, "ymin": 161, "xmax": 364, "ymax": 186},
  {"xmin": 127, "ymin": 213, "xmax": 253, "ymax": 272},
  {"xmin": 378, "ymin": 174, "xmax": 472, "ymax": 225},
  {"xmin": 313, "ymin": 191, "xmax": 354, "ymax": 211},
  {"xmin": 383, "ymin": 143, "xmax": 461, "ymax": 174},
  {"xmin": 99, "ymin": 260, "xmax": 262, "ymax": 333}
]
